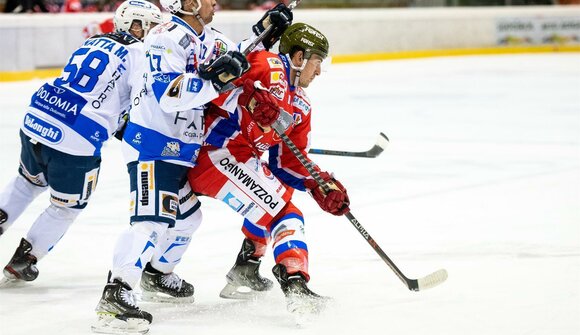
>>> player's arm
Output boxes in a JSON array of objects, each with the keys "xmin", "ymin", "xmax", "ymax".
[
  {"xmin": 267, "ymin": 108, "xmax": 316, "ymax": 191},
  {"xmin": 146, "ymin": 31, "xmax": 247, "ymax": 112},
  {"xmin": 237, "ymin": 3, "xmax": 293, "ymax": 52},
  {"xmin": 268, "ymin": 96, "xmax": 350, "ymax": 215}
]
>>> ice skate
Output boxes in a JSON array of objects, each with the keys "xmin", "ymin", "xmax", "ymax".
[
  {"xmin": 272, "ymin": 264, "xmax": 330, "ymax": 317},
  {"xmin": 92, "ymin": 278, "xmax": 152, "ymax": 334},
  {"xmin": 140, "ymin": 263, "xmax": 194, "ymax": 303},
  {"xmin": 219, "ymin": 238, "xmax": 273, "ymax": 299},
  {"xmin": 3, "ymin": 238, "xmax": 39, "ymax": 284}
]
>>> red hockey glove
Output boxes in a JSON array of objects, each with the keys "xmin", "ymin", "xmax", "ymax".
[
  {"xmin": 304, "ymin": 172, "xmax": 350, "ymax": 216},
  {"xmin": 238, "ymin": 79, "xmax": 280, "ymax": 127}
]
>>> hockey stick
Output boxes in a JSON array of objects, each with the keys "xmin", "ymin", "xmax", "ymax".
[
  {"xmin": 271, "ymin": 119, "xmax": 448, "ymax": 291},
  {"xmin": 218, "ymin": 0, "xmax": 301, "ymax": 93},
  {"xmin": 308, "ymin": 132, "xmax": 389, "ymax": 158},
  {"xmin": 241, "ymin": 0, "xmax": 301, "ymax": 55}
]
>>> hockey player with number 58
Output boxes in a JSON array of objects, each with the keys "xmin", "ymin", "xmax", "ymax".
[
  {"xmin": 0, "ymin": 0, "xmax": 162, "ymax": 285},
  {"xmin": 188, "ymin": 23, "xmax": 351, "ymax": 314}
]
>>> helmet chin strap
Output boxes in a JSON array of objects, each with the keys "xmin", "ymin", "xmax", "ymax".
[
  {"xmin": 179, "ymin": 0, "xmax": 205, "ymax": 26},
  {"xmin": 286, "ymin": 53, "xmax": 308, "ymax": 88}
]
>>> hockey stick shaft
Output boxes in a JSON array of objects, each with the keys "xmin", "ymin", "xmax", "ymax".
[
  {"xmin": 308, "ymin": 132, "xmax": 389, "ymax": 158},
  {"xmin": 271, "ymin": 121, "xmax": 447, "ymax": 291}
]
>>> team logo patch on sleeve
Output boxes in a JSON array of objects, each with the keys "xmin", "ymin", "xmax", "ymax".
[{"xmin": 267, "ymin": 57, "xmax": 284, "ymax": 69}]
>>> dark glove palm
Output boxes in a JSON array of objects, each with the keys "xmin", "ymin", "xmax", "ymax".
[
  {"xmin": 252, "ymin": 3, "xmax": 293, "ymax": 50},
  {"xmin": 198, "ymin": 51, "xmax": 250, "ymax": 90}
]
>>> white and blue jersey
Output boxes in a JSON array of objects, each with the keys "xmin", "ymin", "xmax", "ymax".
[
  {"xmin": 21, "ymin": 33, "xmax": 144, "ymax": 156},
  {"xmin": 122, "ymin": 16, "xmax": 249, "ymax": 167}
]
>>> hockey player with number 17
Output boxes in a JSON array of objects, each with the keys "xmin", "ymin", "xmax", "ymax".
[
  {"xmin": 92, "ymin": 0, "xmax": 293, "ymax": 333},
  {"xmin": 0, "ymin": 0, "xmax": 162, "ymax": 286},
  {"xmin": 188, "ymin": 23, "xmax": 351, "ymax": 314}
]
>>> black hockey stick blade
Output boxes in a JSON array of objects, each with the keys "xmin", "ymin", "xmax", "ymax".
[{"xmin": 308, "ymin": 132, "xmax": 389, "ymax": 158}]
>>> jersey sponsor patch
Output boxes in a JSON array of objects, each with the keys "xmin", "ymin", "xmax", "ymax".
[
  {"xmin": 269, "ymin": 84, "xmax": 285, "ymax": 101},
  {"xmin": 213, "ymin": 39, "xmax": 228, "ymax": 58},
  {"xmin": 293, "ymin": 95, "xmax": 311, "ymax": 115},
  {"xmin": 270, "ymin": 71, "xmax": 285, "ymax": 84},
  {"xmin": 159, "ymin": 191, "xmax": 178, "ymax": 220},
  {"xmin": 153, "ymin": 73, "xmax": 171, "ymax": 83},
  {"xmin": 292, "ymin": 113, "xmax": 302, "ymax": 126},
  {"xmin": 49, "ymin": 189, "xmax": 81, "ymax": 207},
  {"xmin": 216, "ymin": 157, "xmax": 281, "ymax": 211},
  {"xmin": 81, "ymin": 167, "xmax": 99, "ymax": 201},
  {"xmin": 161, "ymin": 141, "xmax": 181, "ymax": 157},
  {"xmin": 179, "ymin": 35, "xmax": 190, "ymax": 49},
  {"xmin": 223, "ymin": 192, "xmax": 244, "ymax": 212},
  {"xmin": 266, "ymin": 57, "xmax": 284, "ymax": 69},
  {"xmin": 23, "ymin": 113, "xmax": 63, "ymax": 144},
  {"xmin": 186, "ymin": 78, "xmax": 203, "ymax": 92},
  {"xmin": 30, "ymin": 83, "xmax": 88, "ymax": 126},
  {"xmin": 167, "ymin": 75, "xmax": 184, "ymax": 98}
]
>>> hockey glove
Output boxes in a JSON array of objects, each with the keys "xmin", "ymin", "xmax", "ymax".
[
  {"xmin": 198, "ymin": 51, "xmax": 250, "ymax": 91},
  {"xmin": 113, "ymin": 109, "xmax": 129, "ymax": 141},
  {"xmin": 304, "ymin": 172, "xmax": 350, "ymax": 216},
  {"xmin": 252, "ymin": 3, "xmax": 293, "ymax": 50},
  {"xmin": 238, "ymin": 79, "xmax": 280, "ymax": 127}
]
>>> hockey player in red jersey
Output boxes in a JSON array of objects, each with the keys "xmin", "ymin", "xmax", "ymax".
[{"xmin": 188, "ymin": 23, "xmax": 350, "ymax": 313}]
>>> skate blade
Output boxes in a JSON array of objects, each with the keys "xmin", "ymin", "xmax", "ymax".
[
  {"xmin": 91, "ymin": 313, "xmax": 150, "ymax": 334},
  {"xmin": 141, "ymin": 290, "xmax": 195, "ymax": 304},
  {"xmin": 219, "ymin": 282, "xmax": 266, "ymax": 300},
  {"xmin": 0, "ymin": 276, "xmax": 27, "ymax": 288}
]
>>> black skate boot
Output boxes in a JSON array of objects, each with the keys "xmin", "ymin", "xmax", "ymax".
[
  {"xmin": 272, "ymin": 264, "xmax": 329, "ymax": 315},
  {"xmin": 0, "ymin": 209, "xmax": 7, "ymax": 236},
  {"xmin": 140, "ymin": 262, "xmax": 194, "ymax": 303},
  {"xmin": 219, "ymin": 238, "xmax": 273, "ymax": 299},
  {"xmin": 3, "ymin": 238, "xmax": 39, "ymax": 282},
  {"xmin": 92, "ymin": 276, "xmax": 152, "ymax": 334}
]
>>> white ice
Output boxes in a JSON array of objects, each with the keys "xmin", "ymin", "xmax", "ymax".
[{"xmin": 0, "ymin": 53, "xmax": 579, "ymax": 335}]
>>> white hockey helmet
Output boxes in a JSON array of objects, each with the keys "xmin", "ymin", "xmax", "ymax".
[
  {"xmin": 160, "ymin": 0, "xmax": 202, "ymax": 18},
  {"xmin": 114, "ymin": 0, "xmax": 163, "ymax": 38}
]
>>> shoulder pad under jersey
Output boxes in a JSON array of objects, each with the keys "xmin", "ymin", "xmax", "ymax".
[{"xmin": 94, "ymin": 33, "xmax": 140, "ymax": 45}]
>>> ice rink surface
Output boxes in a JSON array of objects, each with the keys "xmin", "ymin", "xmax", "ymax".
[{"xmin": 0, "ymin": 53, "xmax": 579, "ymax": 335}]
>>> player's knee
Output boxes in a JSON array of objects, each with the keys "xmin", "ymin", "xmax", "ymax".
[
  {"xmin": 46, "ymin": 204, "xmax": 82, "ymax": 222},
  {"xmin": 130, "ymin": 220, "xmax": 169, "ymax": 240},
  {"xmin": 269, "ymin": 202, "xmax": 303, "ymax": 231},
  {"xmin": 173, "ymin": 208, "xmax": 202, "ymax": 235}
]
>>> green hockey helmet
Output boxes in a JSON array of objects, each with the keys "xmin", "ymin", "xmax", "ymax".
[{"xmin": 279, "ymin": 23, "xmax": 329, "ymax": 60}]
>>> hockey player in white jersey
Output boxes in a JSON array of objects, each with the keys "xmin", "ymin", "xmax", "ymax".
[
  {"xmin": 0, "ymin": 0, "xmax": 162, "ymax": 287},
  {"xmin": 92, "ymin": 0, "xmax": 292, "ymax": 333}
]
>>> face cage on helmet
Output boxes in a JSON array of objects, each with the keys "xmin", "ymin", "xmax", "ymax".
[{"xmin": 116, "ymin": 19, "xmax": 154, "ymax": 40}]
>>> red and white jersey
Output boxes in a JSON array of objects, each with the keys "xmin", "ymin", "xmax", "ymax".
[{"xmin": 204, "ymin": 51, "xmax": 320, "ymax": 191}]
